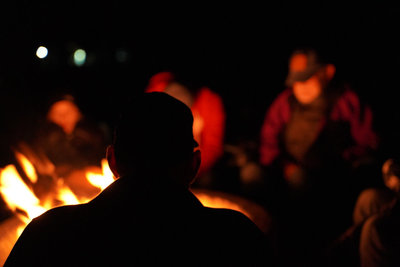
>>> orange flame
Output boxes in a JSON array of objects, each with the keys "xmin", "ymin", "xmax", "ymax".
[
  {"xmin": 14, "ymin": 151, "xmax": 38, "ymax": 184},
  {"xmin": 56, "ymin": 181, "xmax": 82, "ymax": 205},
  {"xmin": 0, "ymin": 165, "xmax": 45, "ymax": 220},
  {"xmin": 85, "ymin": 159, "xmax": 115, "ymax": 190}
]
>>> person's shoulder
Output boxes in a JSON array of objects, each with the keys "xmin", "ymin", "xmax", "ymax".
[
  {"xmin": 331, "ymin": 84, "xmax": 364, "ymax": 105},
  {"xmin": 330, "ymin": 85, "xmax": 365, "ymax": 119},
  {"xmin": 202, "ymin": 206, "xmax": 263, "ymax": 233},
  {"xmin": 29, "ymin": 203, "xmax": 87, "ymax": 231},
  {"xmin": 274, "ymin": 88, "xmax": 292, "ymax": 100},
  {"xmin": 203, "ymin": 206, "xmax": 249, "ymax": 218},
  {"xmin": 263, "ymin": 88, "xmax": 292, "ymax": 121},
  {"xmin": 269, "ymin": 88, "xmax": 292, "ymax": 108},
  {"xmin": 199, "ymin": 207, "xmax": 272, "ymax": 266},
  {"xmin": 5, "ymin": 204, "xmax": 88, "ymax": 265}
]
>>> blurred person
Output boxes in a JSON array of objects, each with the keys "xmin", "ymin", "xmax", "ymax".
[
  {"xmin": 259, "ymin": 47, "xmax": 379, "ymax": 266},
  {"xmin": 260, "ymin": 47, "xmax": 378, "ymax": 206},
  {"xmin": 359, "ymin": 196, "xmax": 400, "ymax": 267},
  {"xmin": 260, "ymin": 47, "xmax": 378, "ymax": 190},
  {"xmin": 353, "ymin": 158, "xmax": 399, "ymax": 225},
  {"xmin": 328, "ymin": 158, "xmax": 400, "ymax": 267},
  {"xmin": 145, "ymin": 72, "xmax": 226, "ymax": 183},
  {"xmin": 5, "ymin": 92, "xmax": 271, "ymax": 266},
  {"xmin": 31, "ymin": 93, "xmax": 109, "ymax": 197}
]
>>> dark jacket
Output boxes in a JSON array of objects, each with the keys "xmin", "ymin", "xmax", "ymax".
[{"xmin": 5, "ymin": 175, "xmax": 270, "ymax": 266}]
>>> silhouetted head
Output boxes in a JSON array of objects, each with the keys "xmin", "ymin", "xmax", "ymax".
[{"xmin": 107, "ymin": 92, "xmax": 200, "ymax": 188}]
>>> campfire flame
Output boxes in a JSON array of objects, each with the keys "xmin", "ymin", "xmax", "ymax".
[
  {"xmin": 56, "ymin": 181, "xmax": 82, "ymax": 205},
  {"xmin": 0, "ymin": 164, "xmax": 46, "ymax": 221},
  {"xmin": 85, "ymin": 159, "xmax": 114, "ymax": 190},
  {"xmin": 0, "ymin": 152, "xmax": 114, "ymax": 224},
  {"xmin": 15, "ymin": 151, "xmax": 38, "ymax": 184}
]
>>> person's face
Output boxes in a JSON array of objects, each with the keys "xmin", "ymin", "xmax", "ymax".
[
  {"xmin": 292, "ymin": 74, "xmax": 322, "ymax": 105},
  {"xmin": 47, "ymin": 100, "xmax": 82, "ymax": 134},
  {"xmin": 383, "ymin": 159, "xmax": 400, "ymax": 193}
]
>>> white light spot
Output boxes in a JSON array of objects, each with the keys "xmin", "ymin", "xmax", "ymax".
[{"xmin": 36, "ymin": 46, "xmax": 48, "ymax": 59}]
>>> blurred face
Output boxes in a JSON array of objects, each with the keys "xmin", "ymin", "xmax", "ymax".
[
  {"xmin": 385, "ymin": 175, "xmax": 400, "ymax": 193},
  {"xmin": 47, "ymin": 100, "xmax": 82, "ymax": 134},
  {"xmin": 383, "ymin": 159, "xmax": 400, "ymax": 193},
  {"xmin": 292, "ymin": 74, "xmax": 322, "ymax": 105}
]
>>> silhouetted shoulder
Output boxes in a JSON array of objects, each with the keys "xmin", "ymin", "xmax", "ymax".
[
  {"xmin": 5, "ymin": 204, "xmax": 94, "ymax": 267},
  {"xmin": 196, "ymin": 207, "xmax": 271, "ymax": 266},
  {"xmin": 202, "ymin": 206, "xmax": 262, "ymax": 232}
]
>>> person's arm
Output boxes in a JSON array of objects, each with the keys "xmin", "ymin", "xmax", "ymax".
[
  {"xmin": 359, "ymin": 215, "xmax": 386, "ymax": 267},
  {"xmin": 330, "ymin": 90, "xmax": 379, "ymax": 161},
  {"xmin": 259, "ymin": 89, "xmax": 291, "ymax": 166}
]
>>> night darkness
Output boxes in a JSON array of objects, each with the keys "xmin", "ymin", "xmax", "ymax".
[{"xmin": 1, "ymin": 3, "xmax": 400, "ymax": 161}]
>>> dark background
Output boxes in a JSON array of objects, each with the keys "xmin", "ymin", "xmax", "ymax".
[{"xmin": 1, "ymin": 3, "xmax": 400, "ymax": 161}]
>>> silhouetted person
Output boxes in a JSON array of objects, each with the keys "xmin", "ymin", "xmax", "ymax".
[
  {"xmin": 146, "ymin": 71, "xmax": 226, "ymax": 180},
  {"xmin": 5, "ymin": 92, "xmax": 269, "ymax": 266}
]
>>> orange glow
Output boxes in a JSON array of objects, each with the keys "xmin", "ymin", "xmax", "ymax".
[
  {"xmin": 0, "ymin": 154, "xmax": 97, "ymax": 222},
  {"xmin": 0, "ymin": 165, "xmax": 46, "ymax": 220},
  {"xmin": 14, "ymin": 151, "xmax": 38, "ymax": 184},
  {"xmin": 293, "ymin": 75, "xmax": 322, "ymax": 104},
  {"xmin": 290, "ymin": 53, "xmax": 308, "ymax": 72},
  {"xmin": 192, "ymin": 189, "xmax": 270, "ymax": 233},
  {"xmin": 86, "ymin": 159, "xmax": 115, "ymax": 190},
  {"xmin": 195, "ymin": 191, "xmax": 251, "ymax": 219},
  {"xmin": 47, "ymin": 99, "xmax": 82, "ymax": 135},
  {"xmin": 56, "ymin": 181, "xmax": 82, "ymax": 205}
]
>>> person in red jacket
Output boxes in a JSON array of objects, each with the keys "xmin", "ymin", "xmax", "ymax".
[
  {"xmin": 145, "ymin": 72, "xmax": 226, "ymax": 181},
  {"xmin": 259, "ymin": 47, "xmax": 379, "ymax": 265},
  {"xmin": 260, "ymin": 48, "xmax": 378, "ymax": 188}
]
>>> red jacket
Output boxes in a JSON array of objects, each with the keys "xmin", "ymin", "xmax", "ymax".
[{"xmin": 260, "ymin": 88, "xmax": 378, "ymax": 166}]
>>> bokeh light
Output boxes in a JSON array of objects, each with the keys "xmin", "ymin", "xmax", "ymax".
[
  {"xmin": 35, "ymin": 46, "xmax": 48, "ymax": 59},
  {"xmin": 73, "ymin": 49, "xmax": 86, "ymax": 66}
]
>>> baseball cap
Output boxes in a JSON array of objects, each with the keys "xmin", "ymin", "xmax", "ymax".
[{"xmin": 285, "ymin": 48, "xmax": 324, "ymax": 87}]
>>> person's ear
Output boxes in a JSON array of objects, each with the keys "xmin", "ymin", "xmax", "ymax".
[
  {"xmin": 382, "ymin": 159, "xmax": 393, "ymax": 176},
  {"xmin": 106, "ymin": 145, "xmax": 120, "ymax": 179},
  {"xmin": 325, "ymin": 64, "xmax": 336, "ymax": 81}
]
